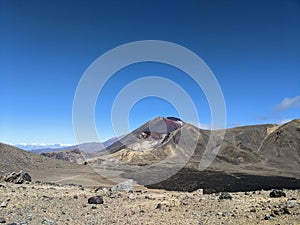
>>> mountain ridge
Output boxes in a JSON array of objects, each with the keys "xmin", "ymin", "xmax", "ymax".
[
  {"xmin": 2, "ymin": 117, "xmax": 299, "ymax": 192},
  {"xmin": 88, "ymin": 117, "xmax": 300, "ymax": 190},
  {"xmin": 0, "ymin": 143, "xmax": 111, "ymax": 186}
]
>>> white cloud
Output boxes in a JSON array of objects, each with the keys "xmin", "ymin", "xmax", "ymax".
[{"xmin": 276, "ymin": 95, "xmax": 300, "ymax": 111}]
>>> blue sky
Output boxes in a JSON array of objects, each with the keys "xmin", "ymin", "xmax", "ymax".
[{"xmin": 0, "ymin": 0, "xmax": 299, "ymax": 144}]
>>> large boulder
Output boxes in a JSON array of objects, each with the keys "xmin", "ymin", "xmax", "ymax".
[
  {"xmin": 219, "ymin": 192, "xmax": 232, "ymax": 200},
  {"xmin": 269, "ymin": 189, "xmax": 286, "ymax": 198},
  {"xmin": 0, "ymin": 171, "xmax": 32, "ymax": 184},
  {"xmin": 88, "ymin": 196, "xmax": 104, "ymax": 204},
  {"xmin": 111, "ymin": 179, "xmax": 134, "ymax": 192}
]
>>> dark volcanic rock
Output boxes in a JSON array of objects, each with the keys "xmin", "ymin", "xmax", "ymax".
[
  {"xmin": 264, "ymin": 214, "xmax": 274, "ymax": 220},
  {"xmin": 270, "ymin": 190, "xmax": 286, "ymax": 198},
  {"xmin": 143, "ymin": 168, "xmax": 300, "ymax": 193},
  {"xmin": 0, "ymin": 171, "xmax": 31, "ymax": 184},
  {"xmin": 156, "ymin": 203, "xmax": 162, "ymax": 209},
  {"xmin": 6, "ymin": 222, "xmax": 28, "ymax": 225},
  {"xmin": 273, "ymin": 206, "xmax": 291, "ymax": 216},
  {"xmin": 41, "ymin": 149, "xmax": 85, "ymax": 163},
  {"xmin": 88, "ymin": 196, "xmax": 104, "ymax": 204},
  {"xmin": 219, "ymin": 192, "xmax": 232, "ymax": 200}
]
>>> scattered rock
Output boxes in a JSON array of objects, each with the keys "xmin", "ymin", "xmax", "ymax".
[
  {"xmin": 117, "ymin": 193, "xmax": 122, "ymax": 198},
  {"xmin": 0, "ymin": 171, "xmax": 31, "ymax": 184},
  {"xmin": 94, "ymin": 187, "xmax": 102, "ymax": 192},
  {"xmin": 199, "ymin": 197, "xmax": 206, "ymax": 202},
  {"xmin": 0, "ymin": 198, "xmax": 10, "ymax": 208},
  {"xmin": 194, "ymin": 189, "xmax": 204, "ymax": 195},
  {"xmin": 128, "ymin": 194, "xmax": 135, "ymax": 200},
  {"xmin": 7, "ymin": 221, "xmax": 28, "ymax": 225},
  {"xmin": 40, "ymin": 195, "xmax": 53, "ymax": 201},
  {"xmin": 219, "ymin": 192, "xmax": 232, "ymax": 200},
  {"xmin": 204, "ymin": 212, "xmax": 211, "ymax": 217},
  {"xmin": 0, "ymin": 178, "xmax": 299, "ymax": 224},
  {"xmin": 180, "ymin": 201, "xmax": 188, "ymax": 206},
  {"xmin": 273, "ymin": 206, "xmax": 291, "ymax": 215},
  {"xmin": 273, "ymin": 209, "xmax": 281, "ymax": 216},
  {"xmin": 269, "ymin": 190, "xmax": 286, "ymax": 198},
  {"xmin": 88, "ymin": 196, "xmax": 104, "ymax": 204},
  {"xmin": 107, "ymin": 192, "xmax": 116, "ymax": 198},
  {"xmin": 282, "ymin": 207, "xmax": 291, "ymax": 214},
  {"xmin": 79, "ymin": 186, "xmax": 84, "ymax": 191},
  {"xmin": 102, "ymin": 188, "xmax": 108, "ymax": 193},
  {"xmin": 17, "ymin": 186, "xmax": 26, "ymax": 190},
  {"xmin": 156, "ymin": 203, "xmax": 162, "ymax": 209},
  {"xmin": 145, "ymin": 195, "xmax": 153, "ymax": 200},
  {"xmin": 155, "ymin": 200, "xmax": 178, "ymax": 210},
  {"xmin": 20, "ymin": 222, "xmax": 28, "ymax": 225},
  {"xmin": 264, "ymin": 214, "xmax": 274, "ymax": 220},
  {"xmin": 286, "ymin": 200, "xmax": 298, "ymax": 208},
  {"xmin": 42, "ymin": 217, "xmax": 56, "ymax": 225},
  {"xmin": 111, "ymin": 179, "xmax": 133, "ymax": 192},
  {"xmin": 230, "ymin": 213, "xmax": 235, "ymax": 217}
]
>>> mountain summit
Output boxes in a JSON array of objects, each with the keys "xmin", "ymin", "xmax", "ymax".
[
  {"xmin": 105, "ymin": 116, "xmax": 185, "ymax": 153},
  {"xmin": 134, "ymin": 116, "xmax": 183, "ymax": 139}
]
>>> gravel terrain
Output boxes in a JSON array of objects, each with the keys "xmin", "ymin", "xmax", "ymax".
[{"xmin": 0, "ymin": 181, "xmax": 299, "ymax": 225}]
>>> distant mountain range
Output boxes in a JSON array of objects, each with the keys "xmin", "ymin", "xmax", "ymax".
[
  {"xmin": 25, "ymin": 137, "xmax": 121, "ymax": 163},
  {"xmin": 14, "ymin": 137, "xmax": 120, "ymax": 154},
  {"xmin": 14, "ymin": 143, "xmax": 73, "ymax": 151}
]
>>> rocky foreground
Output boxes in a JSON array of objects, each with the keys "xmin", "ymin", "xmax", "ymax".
[{"xmin": 0, "ymin": 181, "xmax": 299, "ymax": 225}]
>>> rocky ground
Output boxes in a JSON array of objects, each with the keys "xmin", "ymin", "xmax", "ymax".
[{"xmin": 0, "ymin": 181, "xmax": 299, "ymax": 225}]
